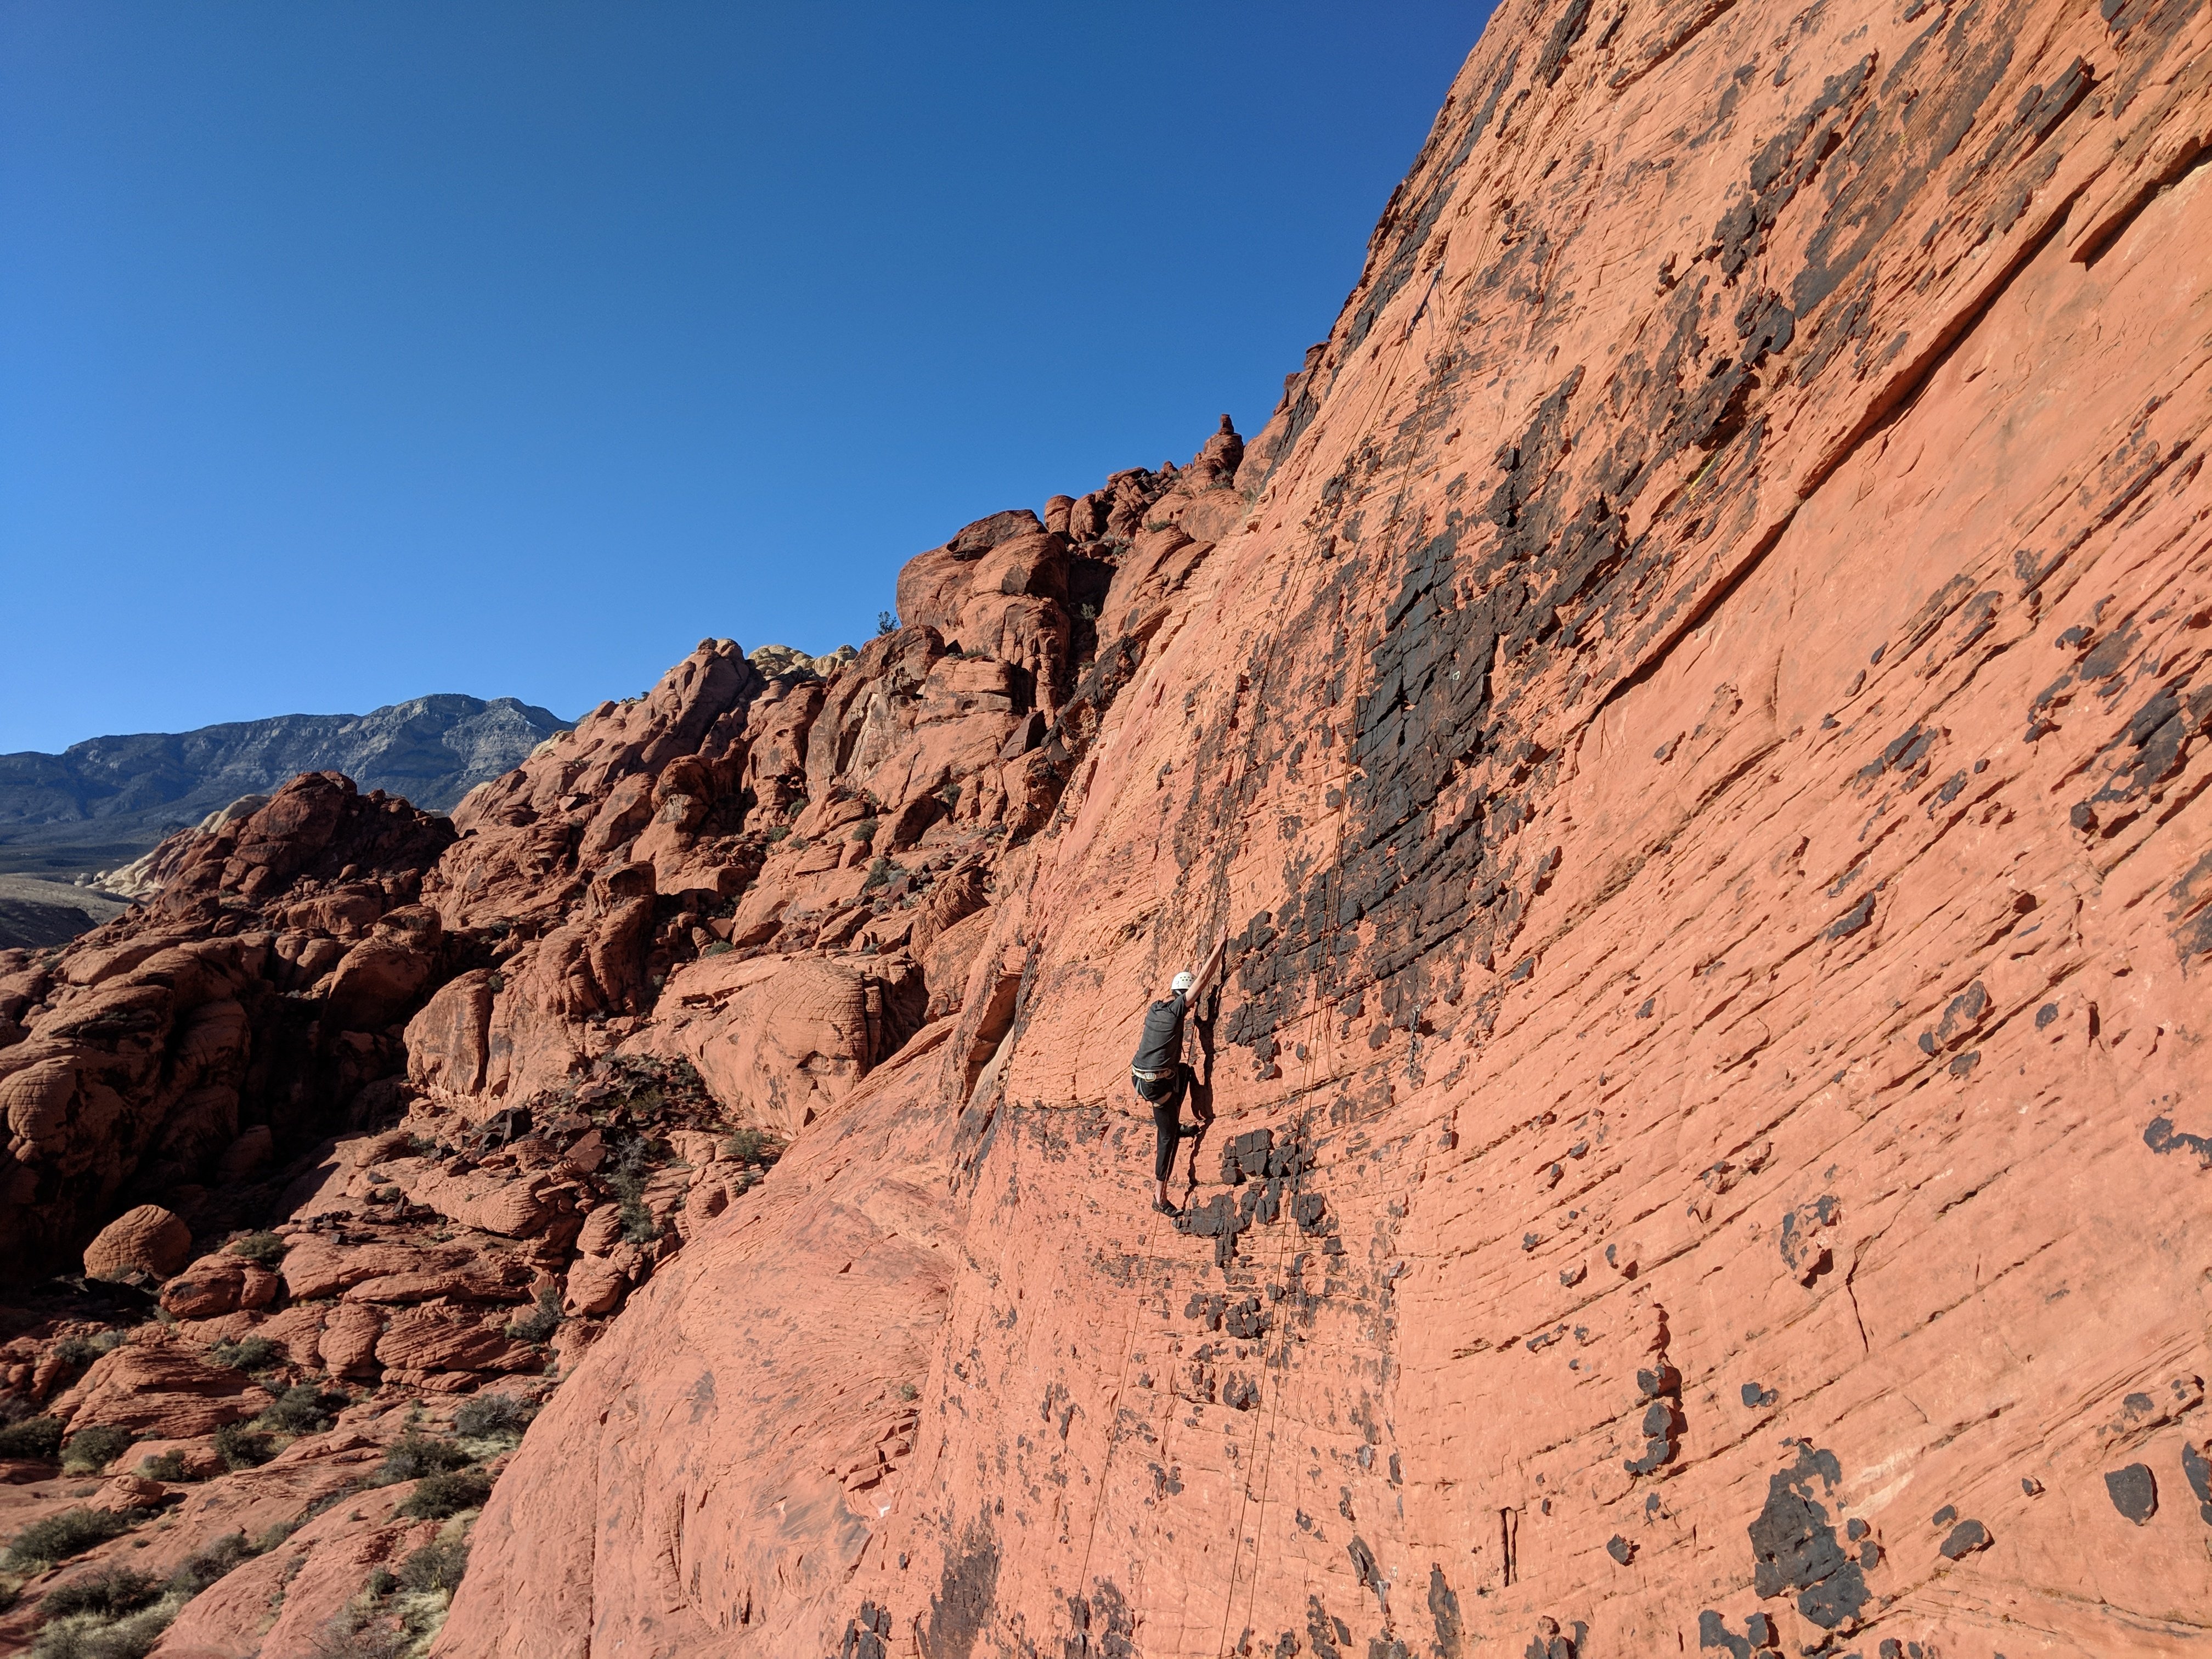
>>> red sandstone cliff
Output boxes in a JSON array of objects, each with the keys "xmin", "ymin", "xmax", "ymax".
[{"xmin": 5, "ymin": 0, "xmax": 2211, "ymax": 1652}]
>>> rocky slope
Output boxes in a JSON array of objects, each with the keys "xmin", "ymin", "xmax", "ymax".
[
  {"xmin": 0, "ymin": 696, "xmax": 569, "ymax": 885},
  {"xmin": 0, "ymin": 880, "xmax": 127, "ymax": 953},
  {"xmin": 2, "ymin": 0, "xmax": 2210, "ymax": 1651},
  {"xmin": 0, "ymin": 450, "xmax": 1234, "ymax": 1655}
]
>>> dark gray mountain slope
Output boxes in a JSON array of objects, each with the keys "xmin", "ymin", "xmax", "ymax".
[{"xmin": 0, "ymin": 694, "xmax": 568, "ymax": 878}]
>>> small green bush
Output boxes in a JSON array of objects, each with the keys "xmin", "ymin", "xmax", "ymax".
[
  {"xmin": 252, "ymin": 1519, "xmax": 301, "ymax": 1555},
  {"xmin": 721, "ymin": 1127, "xmax": 782, "ymax": 1167},
  {"xmin": 451, "ymin": 1393, "xmax": 532, "ymax": 1441},
  {"xmin": 763, "ymin": 825, "xmax": 789, "ymax": 843},
  {"xmin": 301, "ymin": 1487, "xmax": 351, "ymax": 1523},
  {"xmin": 601, "ymin": 1132, "xmax": 665, "ymax": 1244},
  {"xmin": 227, "ymin": 1232, "xmax": 287, "ymax": 1268},
  {"xmin": 5, "ymin": 1507, "xmax": 136, "ymax": 1567},
  {"xmin": 46, "ymin": 1333, "xmax": 119, "ymax": 1382},
  {"xmin": 304, "ymin": 1613, "xmax": 409, "ymax": 1659},
  {"xmin": 364, "ymin": 1566, "xmax": 397, "ymax": 1598},
  {"xmin": 398, "ymin": 1468, "xmax": 492, "ymax": 1521},
  {"xmin": 862, "ymin": 857, "xmax": 904, "ymax": 893},
  {"xmin": 369, "ymin": 1434, "xmax": 471, "ymax": 1487},
  {"xmin": 396, "ymin": 1536, "xmax": 470, "ymax": 1594},
  {"xmin": 701, "ymin": 940, "xmax": 732, "ymax": 957},
  {"xmin": 60, "ymin": 1425, "xmax": 134, "ymax": 1475},
  {"xmin": 897, "ymin": 1381, "xmax": 918, "ymax": 1402},
  {"xmin": 0, "ymin": 1415, "xmax": 65, "ymax": 1460},
  {"xmin": 30, "ymin": 1601, "xmax": 176, "ymax": 1659},
  {"xmin": 212, "ymin": 1423, "xmax": 275, "ymax": 1470},
  {"xmin": 207, "ymin": 1335, "xmax": 281, "ymax": 1373},
  {"xmin": 850, "ymin": 816, "xmax": 879, "ymax": 844},
  {"xmin": 255, "ymin": 1385, "xmax": 342, "ymax": 1436},
  {"xmin": 136, "ymin": 1451, "xmax": 197, "ymax": 1483},
  {"xmin": 38, "ymin": 1567, "xmax": 163, "ymax": 1621},
  {"xmin": 505, "ymin": 1286, "xmax": 561, "ymax": 1344},
  {"xmin": 168, "ymin": 1532, "xmax": 251, "ymax": 1595}
]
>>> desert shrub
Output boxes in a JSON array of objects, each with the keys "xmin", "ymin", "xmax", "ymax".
[
  {"xmin": 212, "ymin": 1423, "xmax": 275, "ymax": 1470},
  {"xmin": 5, "ymin": 1508, "xmax": 135, "ymax": 1567},
  {"xmin": 0, "ymin": 1415, "xmax": 66, "ymax": 1460},
  {"xmin": 876, "ymin": 610, "xmax": 898, "ymax": 636},
  {"xmin": 617, "ymin": 1196, "xmax": 658, "ymax": 1243},
  {"xmin": 602, "ymin": 1133, "xmax": 663, "ymax": 1244},
  {"xmin": 396, "ymin": 1535, "xmax": 470, "ymax": 1594},
  {"xmin": 862, "ymin": 856, "xmax": 906, "ymax": 893},
  {"xmin": 370, "ymin": 1434, "xmax": 471, "ymax": 1487},
  {"xmin": 30, "ymin": 1600, "xmax": 177, "ymax": 1659},
  {"xmin": 207, "ymin": 1335, "xmax": 281, "ymax": 1373},
  {"xmin": 364, "ymin": 1565, "xmax": 397, "ymax": 1597},
  {"xmin": 721, "ymin": 1127, "xmax": 782, "ymax": 1167},
  {"xmin": 302, "ymin": 1487, "xmax": 352, "ymax": 1523},
  {"xmin": 897, "ymin": 1381, "xmax": 918, "ymax": 1401},
  {"xmin": 305, "ymin": 1612, "xmax": 409, "ymax": 1659},
  {"xmin": 505, "ymin": 1286, "xmax": 561, "ymax": 1344},
  {"xmin": 227, "ymin": 1232, "xmax": 287, "ymax": 1268},
  {"xmin": 252, "ymin": 1517, "xmax": 301, "ymax": 1554},
  {"xmin": 46, "ymin": 1332, "xmax": 120, "ymax": 1384},
  {"xmin": 60, "ymin": 1425, "xmax": 134, "ymax": 1475},
  {"xmin": 256, "ymin": 1384, "xmax": 342, "ymax": 1435},
  {"xmin": 167, "ymin": 1531, "xmax": 251, "ymax": 1596},
  {"xmin": 763, "ymin": 825, "xmax": 789, "ymax": 843},
  {"xmin": 701, "ymin": 940, "xmax": 732, "ymax": 957},
  {"xmin": 850, "ymin": 816, "xmax": 879, "ymax": 844},
  {"xmin": 136, "ymin": 1451, "xmax": 195, "ymax": 1482},
  {"xmin": 451, "ymin": 1393, "xmax": 532, "ymax": 1441},
  {"xmin": 937, "ymin": 780, "xmax": 961, "ymax": 810},
  {"xmin": 39, "ymin": 1567, "xmax": 163, "ymax": 1621},
  {"xmin": 398, "ymin": 1468, "xmax": 492, "ymax": 1520}
]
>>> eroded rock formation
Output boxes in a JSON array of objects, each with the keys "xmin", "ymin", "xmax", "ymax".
[
  {"xmin": 0, "ymin": 429, "xmax": 1238, "ymax": 1655},
  {"xmin": 3, "ymin": 0, "xmax": 2210, "ymax": 1651},
  {"xmin": 444, "ymin": 0, "xmax": 2212, "ymax": 1650}
]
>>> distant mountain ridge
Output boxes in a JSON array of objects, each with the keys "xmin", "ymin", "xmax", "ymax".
[{"xmin": 0, "ymin": 693, "xmax": 569, "ymax": 878}]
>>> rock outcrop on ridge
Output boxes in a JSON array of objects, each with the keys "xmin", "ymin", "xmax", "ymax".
[
  {"xmin": 4, "ymin": 0, "xmax": 2211, "ymax": 1650},
  {"xmin": 0, "ymin": 439, "xmax": 1237, "ymax": 1654}
]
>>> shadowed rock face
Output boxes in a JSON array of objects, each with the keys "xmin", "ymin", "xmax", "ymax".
[{"xmin": 6, "ymin": 0, "xmax": 2212, "ymax": 1650}]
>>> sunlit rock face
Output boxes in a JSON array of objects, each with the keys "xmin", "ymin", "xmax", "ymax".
[{"xmin": 10, "ymin": 0, "xmax": 2212, "ymax": 1650}]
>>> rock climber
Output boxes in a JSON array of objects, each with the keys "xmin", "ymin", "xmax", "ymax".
[{"xmin": 1132, "ymin": 935, "xmax": 1226, "ymax": 1215}]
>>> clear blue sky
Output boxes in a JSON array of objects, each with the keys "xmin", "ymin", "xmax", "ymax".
[{"xmin": 1, "ymin": 3, "xmax": 1493, "ymax": 755}]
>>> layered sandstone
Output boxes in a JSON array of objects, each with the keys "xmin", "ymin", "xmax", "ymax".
[
  {"xmin": 5, "ymin": 0, "xmax": 2211, "ymax": 1653},
  {"xmin": 441, "ymin": 0, "xmax": 2212, "ymax": 1654}
]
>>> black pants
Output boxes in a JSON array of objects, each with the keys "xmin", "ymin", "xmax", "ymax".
[{"xmin": 1148, "ymin": 1064, "xmax": 1194, "ymax": 1181}]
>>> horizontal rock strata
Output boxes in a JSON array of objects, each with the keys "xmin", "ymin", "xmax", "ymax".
[{"xmin": 3, "ymin": 0, "xmax": 2209, "ymax": 1652}]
